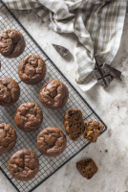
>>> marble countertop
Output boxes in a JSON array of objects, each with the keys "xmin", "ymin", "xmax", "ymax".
[{"xmin": 1, "ymin": 7, "xmax": 128, "ymax": 192}]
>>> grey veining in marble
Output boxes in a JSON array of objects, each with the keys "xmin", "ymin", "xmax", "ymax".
[{"xmin": 0, "ymin": 7, "xmax": 128, "ymax": 192}]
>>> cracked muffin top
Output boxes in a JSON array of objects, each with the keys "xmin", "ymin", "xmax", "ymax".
[
  {"xmin": 18, "ymin": 55, "xmax": 46, "ymax": 84},
  {"xmin": 39, "ymin": 80, "xmax": 69, "ymax": 109},
  {"xmin": 8, "ymin": 149, "xmax": 39, "ymax": 181},
  {"xmin": 0, "ymin": 123, "xmax": 17, "ymax": 154},
  {"xmin": 0, "ymin": 29, "xmax": 25, "ymax": 58},
  {"xmin": 37, "ymin": 127, "xmax": 66, "ymax": 157},
  {"xmin": 0, "ymin": 77, "xmax": 20, "ymax": 106},
  {"xmin": 14, "ymin": 102, "xmax": 43, "ymax": 132}
]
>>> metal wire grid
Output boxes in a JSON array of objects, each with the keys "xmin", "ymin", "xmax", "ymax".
[{"xmin": 0, "ymin": 1, "xmax": 107, "ymax": 192}]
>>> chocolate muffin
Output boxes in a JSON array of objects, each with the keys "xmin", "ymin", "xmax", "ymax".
[
  {"xmin": 8, "ymin": 149, "xmax": 39, "ymax": 181},
  {"xmin": 0, "ymin": 29, "xmax": 25, "ymax": 58},
  {"xmin": 76, "ymin": 158, "xmax": 98, "ymax": 179},
  {"xmin": 64, "ymin": 109, "xmax": 85, "ymax": 140},
  {"xmin": 0, "ymin": 77, "xmax": 20, "ymax": 106},
  {"xmin": 84, "ymin": 121, "xmax": 104, "ymax": 142},
  {"xmin": 14, "ymin": 102, "xmax": 43, "ymax": 132},
  {"xmin": 37, "ymin": 127, "xmax": 66, "ymax": 157},
  {"xmin": 18, "ymin": 55, "xmax": 46, "ymax": 84},
  {"xmin": 0, "ymin": 123, "xmax": 17, "ymax": 154},
  {"xmin": 39, "ymin": 80, "xmax": 69, "ymax": 109}
]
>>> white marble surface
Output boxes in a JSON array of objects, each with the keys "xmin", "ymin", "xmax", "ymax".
[{"xmin": 1, "ymin": 7, "xmax": 128, "ymax": 192}]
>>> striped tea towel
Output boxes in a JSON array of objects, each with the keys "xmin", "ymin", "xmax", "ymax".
[{"xmin": 4, "ymin": 0, "xmax": 127, "ymax": 91}]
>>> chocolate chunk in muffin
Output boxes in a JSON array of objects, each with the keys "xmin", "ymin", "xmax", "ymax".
[
  {"xmin": 37, "ymin": 127, "xmax": 66, "ymax": 157},
  {"xmin": 64, "ymin": 109, "xmax": 85, "ymax": 140},
  {"xmin": 14, "ymin": 102, "xmax": 43, "ymax": 132},
  {"xmin": 39, "ymin": 80, "xmax": 69, "ymax": 109},
  {"xmin": 0, "ymin": 123, "xmax": 17, "ymax": 154},
  {"xmin": 0, "ymin": 77, "xmax": 20, "ymax": 106},
  {"xmin": 0, "ymin": 29, "xmax": 25, "ymax": 58},
  {"xmin": 18, "ymin": 55, "xmax": 46, "ymax": 84},
  {"xmin": 76, "ymin": 158, "xmax": 98, "ymax": 179},
  {"xmin": 8, "ymin": 149, "xmax": 39, "ymax": 181},
  {"xmin": 84, "ymin": 121, "xmax": 104, "ymax": 142}
]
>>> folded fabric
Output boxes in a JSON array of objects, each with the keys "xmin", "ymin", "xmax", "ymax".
[{"xmin": 5, "ymin": 0, "xmax": 127, "ymax": 91}]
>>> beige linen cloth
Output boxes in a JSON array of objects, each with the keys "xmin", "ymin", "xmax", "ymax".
[{"xmin": 4, "ymin": 0, "xmax": 127, "ymax": 91}]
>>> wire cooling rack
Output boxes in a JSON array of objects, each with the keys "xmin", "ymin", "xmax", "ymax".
[{"xmin": 0, "ymin": 1, "xmax": 107, "ymax": 192}]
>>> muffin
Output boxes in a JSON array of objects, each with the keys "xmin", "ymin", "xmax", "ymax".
[
  {"xmin": 37, "ymin": 127, "xmax": 66, "ymax": 157},
  {"xmin": 76, "ymin": 158, "xmax": 98, "ymax": 179},
  {"xmin": 0, "ymin": 123, "xmax": 17, "ymax": 154},
  {"xmin": 84, "ymin": 121, "xmax": 104, "ymax": 142},
  {"xmin": 39, "ymin": 80, "xmax": 69, "ymax": 109},
  {"xmin": 18, "ymin": 55, "xmax": 46, "ymax": 84},
  {"xmin": 0, "ymin": 29, "xmax": 25, "ymax": 58},
  {"xmin": 64, "ymin": 109, "xmax": 85, "ymax": 140},
  {"xmin": 0, "ymin": 77, "xmax": 20, "ymax": 106},
  {"xmin": 14, "ymin": 102, "xmax": 43, "ymax": 132},
  {"xmin": 8, "ymin": 149, "xmax": 39, "ymax": 181}
]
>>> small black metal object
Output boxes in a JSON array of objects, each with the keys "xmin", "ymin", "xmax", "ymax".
[
  {"xmin": 0, "ymin": 1, "xmax": 107, "ymax": 192},
  {"xmin": 94, "ymin": 58, "xmax": 121, "ymax": 87},
  {"xmin": 104, "ymin": 64, "xmax": 121, "ymax": 80}
]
